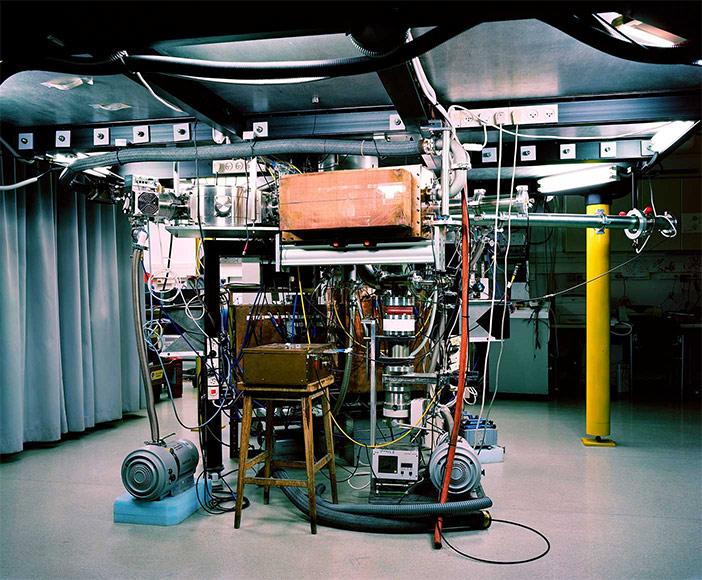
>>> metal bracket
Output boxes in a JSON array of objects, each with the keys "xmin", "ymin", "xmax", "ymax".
[
  {"xmin": 596, "ymin": 208, "xmax": 609, "ymax": 235},
  {"xmin": 624, "ymin": 208, "xmax": 646, "ymax": 240}
]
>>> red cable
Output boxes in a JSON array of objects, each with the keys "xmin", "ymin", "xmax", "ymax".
[{"xmin": 434, "ymin": 185, "xmax": 470, "ymax": 548}]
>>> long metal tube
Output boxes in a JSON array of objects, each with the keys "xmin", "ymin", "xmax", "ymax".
[
  {"xmin": 369, "ymin": 320, "xmax": 377, "ymax": 447},
  {"xmin": 470, "ymin": 212, "xmax": 672, "ymax": 231},
  {"xmin": 131, "ymin": 248, "xmax": 161, "ymax": 443}
]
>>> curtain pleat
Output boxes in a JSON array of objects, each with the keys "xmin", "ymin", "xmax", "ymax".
[{"xmin": 1, "ymin": 155, "xmax": 141, "ymax": 454}]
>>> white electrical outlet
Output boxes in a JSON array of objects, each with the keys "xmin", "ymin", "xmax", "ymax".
[
  {"xmin": 600, "ymin": 142, "xmax": 617, "ymax": 158},
  {"xmin": 93, "ymin": 128, "xmax": 110, "ymax": 146},
  {"xmin": 213, "ymin": 159, "xmax": 247, "ymax": 174},
  {"xmin": 560, "ymin": 143, "xmax": 576, "ymax": 160},
  {"xmin": 55, "ymin": 130, "xmax": 71, "ymax": 148},
  {"xmin": 520, "ymin": 145, "xmax": 536, "ymax": 161},
  {"xmin": 482, "ymin": 147, "xmax": 498, "ymax": 163},
  {"xmin": 18, "ymin": 133, "xmax": 33, "ymax": 150},
  {"xmin": 493, "ymin": 110, "xmax": 510, "ymax": 125},
  {"xmin": 450, "ymin": 104, "xmax": 559, "ymax": 128},
  {"xmin": 132, "ymin": 125, "xmax": 150, "ymax": 144},
  {"xmin": 172, "ymin": 123, "xmax": 190, "ymax": 142}
]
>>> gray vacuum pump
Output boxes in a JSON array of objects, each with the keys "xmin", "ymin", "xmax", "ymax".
[{"xmin": 121, "ymin": 439, "xmax": 199, "ymax": 500}]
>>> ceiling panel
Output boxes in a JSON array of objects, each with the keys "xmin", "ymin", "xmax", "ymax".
[
  {"xmin": 158, "ymin": 33, "xmax": 391, "ymax": 114},
  {"xmin": 418, "ymin": 20, "xmax": 702, "ymax": 104},
  {"xmin": 0, "ymin": 71, "xmax": 188, "ymax": 127}
]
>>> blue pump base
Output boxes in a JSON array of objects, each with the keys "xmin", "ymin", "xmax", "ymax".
[{"xmin": 113, "ymin": 481, "xmax": 207, "ymax": 526}]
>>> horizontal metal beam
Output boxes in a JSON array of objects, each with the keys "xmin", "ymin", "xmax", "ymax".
[
  {"xmin": 167, "ymin": 225, "xmax": 279, "ymax": 238},
  {"xmin": 281, "ymin": 241, "xmax": 434, "ymax": 266},
  {"xmin": 246, "ymin": 109, "xmax": 404, "ymax": 138}
]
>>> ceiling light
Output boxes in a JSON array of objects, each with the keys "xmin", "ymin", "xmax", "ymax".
[
  {"xmin": 650, "ymin": 121, "xmax": 698, "ymax": 153},
  {"xmin": 537, "ymin": 164, "xmax": 619, "ymax": 194}
]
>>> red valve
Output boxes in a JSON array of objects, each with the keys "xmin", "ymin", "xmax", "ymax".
[
  {"xmin": 643, "ymin": 206, "xmax": 654, "ymax": 216},
  {"xmin": 619, "ymin": 211, "xmax": 627, "ymax": 216}
]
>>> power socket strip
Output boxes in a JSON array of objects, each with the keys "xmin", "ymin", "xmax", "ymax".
[{"xmin": 449, "ymin": 104, "xmax": 558, "ymax": 128}]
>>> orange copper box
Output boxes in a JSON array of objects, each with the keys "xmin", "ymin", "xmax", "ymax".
[{"xmin": 279, "ymin": 167, "xmax": 422, "ymax": 241}]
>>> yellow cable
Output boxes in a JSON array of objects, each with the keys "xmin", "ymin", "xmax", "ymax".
[
  {"xmin": 297, "ymin": 267, "xmax": 311, "ymax": 344},
  {"xmin": 332, "ymin": 300, "xmax": 364, "ymax": 348},
  {"xmin": 327, "ymin": 388, "xmax": 442, "ymax": 449}
]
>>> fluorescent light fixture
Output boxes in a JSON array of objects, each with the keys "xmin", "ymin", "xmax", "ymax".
[
  {"xmin": 538, "ymin": 164, "xmax": 618, "ymax": 194},
  {"xmin": 650, "ymin": 121, "xmax": 698, "ymax": 154},
  {"xmin": 616, "ymin": 19, "xmax": 686, "ymax": 48},
  {"xmin": 178, "ymin": 74, "xmax": 327, "ymax": 85},
  {"xmin": 598, "ymin": 13, "xmax": 687, "ymax": 48}
]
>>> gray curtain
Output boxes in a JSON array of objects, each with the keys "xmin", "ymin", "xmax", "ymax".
[{"xmin": 0, "ymin": 155, "xmax": 141, "ymax": 454}]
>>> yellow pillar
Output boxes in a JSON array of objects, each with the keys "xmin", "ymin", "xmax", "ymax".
[{"xmin": 582, "ymin": 203, "xmax": 616, "ymax": 447}]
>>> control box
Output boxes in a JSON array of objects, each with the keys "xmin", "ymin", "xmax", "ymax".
[{"xmin": 371, "ymin": 447, "xmax": 419, "ymax": 482}]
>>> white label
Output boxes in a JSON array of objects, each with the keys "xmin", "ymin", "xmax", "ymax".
[{"xmin": 383, "ymin": 318, "xmax": 415, "ymax": 333}]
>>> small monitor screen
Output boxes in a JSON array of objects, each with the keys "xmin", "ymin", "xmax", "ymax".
[{"xmin": 378, "ymin": 455, "xmax": 398, "ymax": 475}]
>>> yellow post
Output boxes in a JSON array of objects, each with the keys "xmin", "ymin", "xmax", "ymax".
[{"xmin": 582, "ymin": 203, "xmax": 616, "ymax": 447}]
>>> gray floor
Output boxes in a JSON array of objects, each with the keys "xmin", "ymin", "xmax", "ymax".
[{"xmin": 1, "ymin": 388, "xmax": 700, "ymax": 580}]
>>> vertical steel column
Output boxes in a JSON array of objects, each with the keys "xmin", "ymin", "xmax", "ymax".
[
  {"xmin": 368, "ymin": 320, "xmax": 377, "ymax": 447},
  {"xmin": 202, "ymin": 239, "xmax": 225, "ymax": 472},
  {"xmin": 582, "ymin": 203, "xmax": 616, "ymax": 447}
]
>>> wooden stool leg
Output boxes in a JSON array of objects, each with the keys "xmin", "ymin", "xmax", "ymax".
[
  {"xmin": 263, "ymin": 400, "xmax": 275, "ymax": 505},
  {"xmin": 235, "ymin": 394, "xmax": 253, "ymax": 529},
  {"xmin": 320, "ymin": 388, "xmax": 338, "ymax": 504},
  {"xmin": 301, "ymin": 397, "xmax": 318, "ymax": 534}
]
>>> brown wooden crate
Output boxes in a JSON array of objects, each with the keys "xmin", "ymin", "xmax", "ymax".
[{"xmin": 279, "ymin": 168, "xmax": 421, "ymax": 239}]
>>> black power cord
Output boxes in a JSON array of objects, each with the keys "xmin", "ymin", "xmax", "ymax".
[{"xmin": 440, "ymin": 518, "xmax": 551, "ymax": 565}]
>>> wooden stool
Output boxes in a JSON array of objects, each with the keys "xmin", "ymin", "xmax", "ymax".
[{"xmin": 234, "ymin": 375, "xmax": 338, "ymax": 534}]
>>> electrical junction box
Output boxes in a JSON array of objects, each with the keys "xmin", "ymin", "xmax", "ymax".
[
  {"xmin": 242, "ymin": 343, "xmax": 333, "ymax": 386},
  {"xmin": 371, "ymin": 447, "xmax": 420, "ymax": 482}
]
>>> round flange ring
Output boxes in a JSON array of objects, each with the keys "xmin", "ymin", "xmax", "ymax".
[{"xmin": 625, "ymin": 208, "xmax": 646, "ymax": 240}]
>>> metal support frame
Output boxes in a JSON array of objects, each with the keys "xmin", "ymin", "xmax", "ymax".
[
  {"xmin": 280, "ymin": 241, "xmax": 435, "ymax": 267},
  {"xmin": 362, "ymin": 319, "xmax": 378, "ymax": 447},
  {"xmin": 376, "ymin": 63, "xmax": 430, "ymax": 133},
  {"xmin": 201, "ymin": 239, "xmax": 225, "ymax": 474}
]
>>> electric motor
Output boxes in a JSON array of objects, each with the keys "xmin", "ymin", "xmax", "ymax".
[
  {"xmin": 428, "ymin": 434, "xmax": 482, "ymax": 495},
  {"xmin": 121, "ymin": 439, "xmax": 199, "ymax": 501}
]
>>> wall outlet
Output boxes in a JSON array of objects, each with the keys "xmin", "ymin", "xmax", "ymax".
[
  {"xmin": 213, "ymin": 159, "xmax": 247, "ymax": 174},
  {"xmin": 450, "ymin": 104, "xmax": 559, "ymax": 128}
]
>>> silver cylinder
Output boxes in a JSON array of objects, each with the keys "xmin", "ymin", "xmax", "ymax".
[
  {"xmin": 121, "ymin": 439, "xmax": 199, "ymax": 501},
  {"xmin": 429, "ymin": 434, "xmax": 481, "ymax": 495}
]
